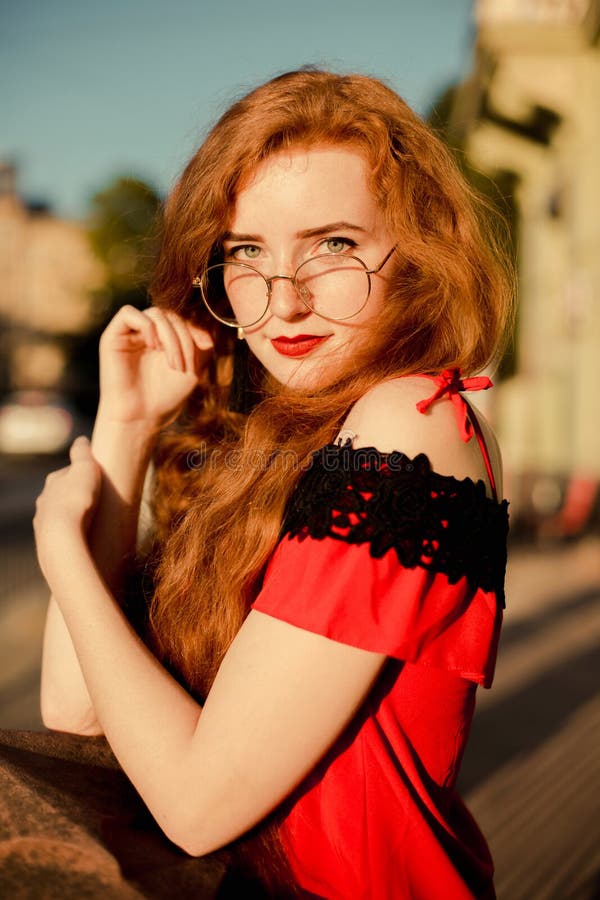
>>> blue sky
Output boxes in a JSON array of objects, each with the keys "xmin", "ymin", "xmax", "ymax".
[{"xmin": 1, "ymin": 0, "xmax": 476, "ymax": 220}]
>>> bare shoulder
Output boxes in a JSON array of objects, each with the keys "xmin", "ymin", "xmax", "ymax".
[
  {"xmin": 339, "ymin": 377, "xmax": 458, "ymax": 459},
  {"xmin": 338, "ymin": 377, "xmax": 503, "ymax": 499}
]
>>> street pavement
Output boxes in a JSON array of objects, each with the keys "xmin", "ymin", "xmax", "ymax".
[
  {"xmin": 461, "ymin": 536, "xmax": 600, "ymax": 900},
  {"xmin": 1, "ymin": 458, "xmax": 599, "ymax": 899}
]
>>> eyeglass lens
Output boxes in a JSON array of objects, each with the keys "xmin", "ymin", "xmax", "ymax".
[{"xmin": 200, "ymin": 256, "xmax": 369, "ymax": 327}]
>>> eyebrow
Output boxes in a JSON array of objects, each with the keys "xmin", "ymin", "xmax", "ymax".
[{"xmin": 222, "ymin": 222, "xmax": 368, "ymax": 243}]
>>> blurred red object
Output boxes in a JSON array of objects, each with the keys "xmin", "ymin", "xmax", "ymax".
[{"xmin": 557, "ymin": 476, "xmax": 599, "ymax": 536}]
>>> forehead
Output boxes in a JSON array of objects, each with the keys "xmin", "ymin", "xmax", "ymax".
[{"xmin": 229, "ymin": 146, "xmax": 381, "ymax": 232}]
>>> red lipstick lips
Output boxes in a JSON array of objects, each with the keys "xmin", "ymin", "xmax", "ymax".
[{"xmin": 270, "ymin": 334, "xmax": 330, "ymax": 358}]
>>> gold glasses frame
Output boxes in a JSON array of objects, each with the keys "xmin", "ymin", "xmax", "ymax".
[{"xmin": 191, "ymin": 246, "xmax": 397, "ymax": 329}]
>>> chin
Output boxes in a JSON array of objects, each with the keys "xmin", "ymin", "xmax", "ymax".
[
  {"xmin": 259, "ymin": 345, "xmax": 354, "ymax": 393},
  {"xmin": 272, "ymin": 360, "xmax": 341, "ymax": 392}
]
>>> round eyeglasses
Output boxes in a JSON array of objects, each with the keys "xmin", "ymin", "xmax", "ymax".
[{"xmin": 191, "ymin": 246, "xmax": 397, "ymax": 329}]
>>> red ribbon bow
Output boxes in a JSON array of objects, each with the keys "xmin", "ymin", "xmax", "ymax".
[{"xmin": 415, "ymin": 368, "xmax": 493, "ymax": 442}]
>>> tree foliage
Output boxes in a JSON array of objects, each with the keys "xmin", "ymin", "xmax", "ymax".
[
  {"xmin": 88, "ymin": 176, "xmax": 162, "ymax": 304},
  {"xmin": 70, "ymin": 177, "xmax": 163, "ymax": 416},
  {"xmin": 427, "ymin": 84, "xmax": 519, "ymax": 378}
]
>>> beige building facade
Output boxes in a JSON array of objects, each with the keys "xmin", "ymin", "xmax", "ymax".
[
  {"xmin": 0, "ymin": 163, "xmax": 105, "ymax": 392},
  {"xmin": 452, "ymin": 0, "xmax": 600, "ymax": 518}
]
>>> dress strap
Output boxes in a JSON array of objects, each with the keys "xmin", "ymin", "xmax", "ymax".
[
  {"xmin": 463, "ymin": 399, "xmax": 499, "ymax": 503},
  {"xmin": 413, "ymin": 368, "xmax": 499, "ymax": 503}
]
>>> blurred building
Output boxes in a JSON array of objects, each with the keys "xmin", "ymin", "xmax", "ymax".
[
  {"xmin": 0, "ymin": 162, "xmax": 106, "ymax": 394},
  {"xmin": 451, "ymin": 0, "xmax": 600, "ymax": 527}
]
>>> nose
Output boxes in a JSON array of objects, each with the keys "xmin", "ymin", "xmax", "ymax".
[{"xmin": 267, "ymin": 275, "xmax": 310, "ymax": 321}]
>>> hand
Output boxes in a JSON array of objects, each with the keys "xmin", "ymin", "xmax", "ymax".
[
  {"xmin": 34, "ymin": 437, "xmax": 102, "ymax": 589},
  {"xmin": 97, "ymin": 305, "xmax": 214, "ymax": 431}
]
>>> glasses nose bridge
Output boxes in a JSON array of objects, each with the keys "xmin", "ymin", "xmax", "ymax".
[
  {"xmin": 264, "ymin": 271, "xmax": 308, "ymax": 305},
  {"xmin": 264, "ymin": 272, "xmax": 297, "ymax": 293}
]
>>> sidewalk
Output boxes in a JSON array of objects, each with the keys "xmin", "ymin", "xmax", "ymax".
[{"xmin": 462, "ymin": 535, "xmax": 600, "ymax": 900}]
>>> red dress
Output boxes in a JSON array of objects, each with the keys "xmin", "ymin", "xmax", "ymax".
[{"xmin": 251, "ymin": 371, "xmax": 509, "ymax": 900}]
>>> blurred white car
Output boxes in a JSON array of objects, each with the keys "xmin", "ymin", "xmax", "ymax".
[{"xmin": 0, "ymin": 391, "xmax": 79, "ymax": 455}]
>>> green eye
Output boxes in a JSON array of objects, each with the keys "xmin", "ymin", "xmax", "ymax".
[
  {"xmin": 324, "ymin": 238, "xmax": 356, "ymax": 254},
  {"xmin": 225, "ymin": 245, "xmax": 261, "ymax": 261}
]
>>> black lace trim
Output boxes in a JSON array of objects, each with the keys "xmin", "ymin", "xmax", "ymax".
[{"xmin": 282, "ymin": 443, "xmax": 509, "ymax": 607}]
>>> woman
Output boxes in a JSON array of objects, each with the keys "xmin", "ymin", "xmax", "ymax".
[{"xmin": 35, "ymin": 69, "xmax": 513, "ymax": 898}]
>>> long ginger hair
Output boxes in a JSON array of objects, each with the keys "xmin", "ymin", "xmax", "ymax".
[{"xmin": 143, "ymin": 68, "xmax": 513, "ymax": 892}]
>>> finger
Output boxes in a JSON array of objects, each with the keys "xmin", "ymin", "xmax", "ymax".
[
  {"xmin": 41, "ymin": 466, "xmax": 69, "ymax": 488},
  {"xmin": 187, "ymin": 323, "xmax": 215, "ymax": 352},
  {"xmin": 69, "ymin": 435, "xmax": 96, "ymax": 463},
  {"xmin": 69, "ymin": 435, "xmax": 93, "ymax": 462},
  {"xmin": 144, "ymin": 308, "xmax": 186, "ymax": 371},
  {"xmin": 164, "ymin": 312, "xmax": 202, "ymax": 375},
  {"xmin": 103, "ymin": 305, "xmax": 160, "ymax": 350}
]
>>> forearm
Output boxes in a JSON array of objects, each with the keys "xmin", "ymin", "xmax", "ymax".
[
  {"xmin": 89, "ymin": 410, "xmax": 159, "ymax": 592},
  {"xmin": 41, "ymin": 414, "xmax": 159, "ymax": 732},
  {"xmin": 46, "ymin": 526, "xmax": 389, "ymax": 860},
  {"xmin": 52, "ymin": 532, "xmax": 201, "ymax": 844},
  {"xmin": 41, "ymin": 597, "xmax": 103, "ymax": 733}
]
